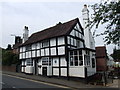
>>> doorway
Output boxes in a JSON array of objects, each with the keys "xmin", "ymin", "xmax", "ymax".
[
  {"xmin": 34, "ymin": 59, "xmax": 38, "ymax": 75},
  {"xmin": 42, "ymin": 67, "xmax": 47, "ymax": 76}
]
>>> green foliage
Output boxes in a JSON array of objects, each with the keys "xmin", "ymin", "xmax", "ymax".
[
  {"xmin": 2, "ymin": 49, "xmax": 19, "ymax": 66},
  {"xmin": 112, "ymin": 49, "xmax": 120, "ymax": 61},
  {"xmin": 90, "ymin": 0, "xmax": 120, "ymax": 45}
]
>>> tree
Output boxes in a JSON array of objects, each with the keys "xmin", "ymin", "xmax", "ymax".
[
  {"xmin": 2, "ymin": 49, "xmax": 19, "ymax": 66},
  {"xmin": 111, "ymin": 49, "xmax": 120, "ymax": 61},
  {"xmin": 90, "ymin": 0, "xmax": 120, "ymax": 45}
]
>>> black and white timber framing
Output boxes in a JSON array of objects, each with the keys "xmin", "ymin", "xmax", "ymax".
[{"xmin": 19, "ymin": 18, "xmax": 96, "ymax": 78}]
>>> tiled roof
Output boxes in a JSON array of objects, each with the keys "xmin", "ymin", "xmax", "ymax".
[
  {"xmin": 13, "ymin": 43, "xmax": 21, "ymax": 49},
  {"xmin": 96, "ymin": 46, "xmax": 107, "ymax": 58},
  {"xmin": 21, "ymin": 18, "xmax": 83, "ymax": 46}
]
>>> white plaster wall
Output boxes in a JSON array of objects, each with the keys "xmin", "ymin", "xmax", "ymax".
[
  {"xmin": 45, "ymin": 48, "xmax": 49, "ymax": 56},
  {"xmin": 61, "ymin": 68, "xmax": 67, "ymax": 76},
  {"xmin": 37, "ymin": 50, "xmax": 40, "ymax": 57},
  {"xmin": 58, "ymin": 46, "xmax": 65, "ymax": 55},
  {"xmin": 50, "ymin": 38, "xmax": 56, "ymax": 46},
  {"xmin": 67, "ymin": 37, "xmax": 70, "ymax": 44},
  {"xmin": 70, "ymin": 29, "xmax": 74, "ymax": 36},
  {"xmin": 28, "ymin": 51, "xmax": 31, "ymax": 58},
  {"xmin": 20, "ymin": 47, "xmax": 23, "ymax": 52},
  {"xmin": 76, "ymin": 23, "xmax": 81, "ymax": 32},
  {"xmin": 36, "ymin": 43, "xmax": 40, "ymax": 49},
  {"xmin": 86, "ymin": 66, "xmax": 96, "ymax": 76},
  {"xmin": 69, "ymin": 67, "xmax": 85, "ymax": 78},
  {"xmin": 71, "ymin": 38, "xmax": 74, "ymax": 45},
  {"xmin": 53, "ymin": 68, "xmax": 59, "ymax": 76},
  {"xmin": 32, "ymin": 44, "xmax": 36, "ymax": 50},
  {"xmin": 23, "ymin": 53, "xmax": 25, "ymax": 59},
  {"xmin": 38, "ymin": 59, "xmax": 42, "ymax": 75},
  {"xmin": 21, "ymin": 67, "xmax": 24, "ymax": 72},
  {"xmin": 53, "ymin": 57, "xmax": 59, "ymax": 67},
  {"xmin": 41, "ymin": 49, "xmax": 44, "ymax": 56},
  {"xmin": 23, "ymin": 47, "xmax": 25, "ymax": 52},
  {"xmin": 26, "ymin": 52, "xmax": 29, "ymax": 58},
  {"xmin": 32, "ymin": 50, "xmax": 36, "ymax": 57},
  {"xmin": 47, "ymin": 66, "xmax": 52, "ymax": 76},
  {"xmin": 51, "ymin": 47, "xmax": 56, "ymax": 55},
  {"xmin": 19, "ymin": 53, "xmax": 22, "ymax": 59},
  {"xmin": 60, "ymin": 57, "xmax": 66, "ymax": 66},
  {"xmin": 25, "ymin": 66, "xmax": 34, "ymax": 74},
  {"xmin": 74, "ymin": 39, "xmax": 77, "ymax": 46},
  {"xmin": 58, "ymin": 37, "xmax": 65, "ymax": 45}
]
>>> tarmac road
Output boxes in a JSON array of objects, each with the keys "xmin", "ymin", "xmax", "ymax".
[{"xmin": 2, "ymin": 74, "xmax": 70, "ymax": 90}]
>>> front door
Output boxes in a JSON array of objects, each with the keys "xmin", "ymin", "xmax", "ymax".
[
  {"xmin": 42, "ymin": 67, "xmax": 47, "ymax": 76},
  {"xmin": 34, "ymin": 59, "xmax": 38, "ymax": 75}
]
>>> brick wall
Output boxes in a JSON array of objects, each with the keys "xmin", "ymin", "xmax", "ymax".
[{"xmin": 2, "ymin": 66, "xmax": 16, "ymax": 72}]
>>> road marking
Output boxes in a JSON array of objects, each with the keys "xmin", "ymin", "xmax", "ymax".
[
  {"xmin": 0, "ymin": 82, "xmax": 5, "ymax": 84},
  {"xmin": 3, "ymin": 74, "xmax": 70, "ymax": 89},
  {"xmin": 12, "ymin": 86, "xmax": 16, "ymax": 88}
]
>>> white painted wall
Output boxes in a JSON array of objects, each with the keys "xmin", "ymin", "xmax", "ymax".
[
  {"xmin": 61, "ymin": 68, "xmax": 67, "ymax": 76},
  {"xmin": 53, "ymin": 57, "xmax": 59, "ymax": 67},
  {"xmin": 37, "ymin": 50, "xmax": 40, "ymax": 57},
  {"xmin": 45, "ymin": 48, "xmax": 49, "ymax": 56},
  {"xmin": 32, "ymin": 44, "xmax": 36, "ymax": 50},
  {"xmin": 19, "ymin": 53, "xmax": 22, "ymax": 59},
  {"xmin": 60, "ymin": 57, "xmax": 66, "ymax": 66},
  {"xmin": 70, "ymin": 29, "xmax": 74, "ymax": 36},
  {"xmin": 28, "ymin": 51, "xmax": 31, "ymax": 58},
  {"xmin": 32, "ymin": 50, "xmax": 36, "ymax": 57},
  {"xmin": 51, "ymin": 47, "xmax": 56, "ymax": 55},
  {"xmin": 25, "ymin": 66, "xmax": 34, "ymax": 74},
  {"xmin": 50, "ymin": 38, "xmax": 56, "ymax": 46},
  {"xmin": 20, "ymin": 47, "xmax": 23, "ymax": 52},
  {"xmin": 53, "ymin": 68, "xmax": 59, "ymax": 76},
  {"xmin": 41, "ymin": 49, "xmax": 44, "ymax": 56},
  {"xmin": 38, "ymin": 59, "xmax": 42, "ymax": 75},
  {"xmin": 36, "ymin": 43, "xmax": 40, "ymax": 49},
  {"xmin": 23, "ymin": 53, "xmax": 25, "ymax": 59},
  {"xmin": 58, "ymin": 46, "xmax": 65, "ymax": 55},
  {"xmin": 47, "ymin": 66, "xmax": 52, "ymax": 76},
  {"xmin": 23, "ymin": 47, "xmax": 25, "ymax": 52},
  {"xmin": 26, "ymin": 52, "xmax": 29, "ymax": 58},
  {"xmin": 58, "ymin": 37, "xmax": 65, "ymax": 45},
  {"xmin": 69, "ymin": 66, "xmax": 85, "ymax": 78}
]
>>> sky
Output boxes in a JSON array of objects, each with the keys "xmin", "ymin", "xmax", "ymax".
[{"xmin": 0, "ymin": 0, "xmax": 115, "ymax": 54}]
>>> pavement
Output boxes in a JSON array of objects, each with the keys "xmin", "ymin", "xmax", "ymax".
[{"xmin": 2, "ymin": 71, "xmax": 119, "ymax": 89}]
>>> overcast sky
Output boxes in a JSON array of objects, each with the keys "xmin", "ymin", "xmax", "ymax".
[{"xmin": 0, "ymin": 0, "xmax": 115, "ymax": 54}]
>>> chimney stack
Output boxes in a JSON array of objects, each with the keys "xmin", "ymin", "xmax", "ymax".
[{"xmin": 23, "ymin": 26, "xmax": 29, "ymax": 43}]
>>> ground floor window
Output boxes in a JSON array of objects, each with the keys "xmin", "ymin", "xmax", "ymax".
[
  {"xmin": 84, "ymin": 55, "xmax": 90, "ymax": 66},
  {"xmin": 92, "ymin": 58, "xmax": 95, "ymax": 68},
  {"xmin": 69, "ymin": 50, "xmax": 83, "ymax": 66},
  {"xmin": 42, "ymin": 57, "xmax": 51, "ymax": 66},
  {"xmin": 26, "ymin": 59, "xmax": 33, "ymax": 66}
]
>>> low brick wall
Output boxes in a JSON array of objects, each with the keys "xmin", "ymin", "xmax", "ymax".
[{"xmin": 2, "ymin": 66, "xmax": 16, "ymax": 72}]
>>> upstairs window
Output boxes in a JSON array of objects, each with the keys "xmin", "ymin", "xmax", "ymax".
[
  {"xmin": 42, "ymin": 40, "xmax": 49, "ymax": 48},
  {"xmin": 26, "ymin": 45, "xmax": 31, "ymax": 51}
]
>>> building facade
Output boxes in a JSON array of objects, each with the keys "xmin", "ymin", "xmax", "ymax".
[{"xmin": 19, "ymin": 18, "xmax": 96, "ymax": 78}]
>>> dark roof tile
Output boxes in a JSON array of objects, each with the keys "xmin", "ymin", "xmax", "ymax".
[{"xmin": 21, "ymin": 18, "xmax": 82, "ymax": 46}]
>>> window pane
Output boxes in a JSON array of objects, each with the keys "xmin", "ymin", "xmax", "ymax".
[
  {"xmin": 74, "ymin": 51, "xmax": 77, "ymax": 55},
  {"xmin": 70, "ymin": 56, "xmax": 74, "ymax": 66},
  {"xmin": 74, "ymin": 56, "xmax": 78, "ymax": 66}
]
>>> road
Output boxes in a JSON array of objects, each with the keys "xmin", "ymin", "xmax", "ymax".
[{"xmin": 1, "ymin": 74, "xmax": 70, "ymax": 89}]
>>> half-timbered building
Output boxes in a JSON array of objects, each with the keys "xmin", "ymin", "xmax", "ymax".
[
  {"xmin": 19, "ymin": 18, "xmax": 96, "ymax": 78},
  {"xmin": 19, "ymin": 5, "xmax": 96, "ymax": 79}
]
